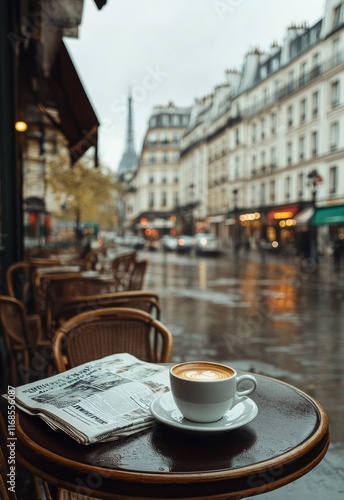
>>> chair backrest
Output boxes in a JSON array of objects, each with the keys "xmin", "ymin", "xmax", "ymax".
[
  {"xmin": 45, "ymin": 276, "xmax": 120, "ymax": 333},
  {"xmin": 52, "ymin": 307, "xmax": 173, "ymax": 372},
  {"xmin": 0, "ymin": 296, "xmax": 31, "ymax": 387},
  {"xmin": 127, "ymin": 259, "xmax": 148, "ymax": 291},
  {"xmin": 0, "ymin": 412, "xmax": 17, "ymax": 500},
  {"xmin": 5, "ymin": 261, "xmax": 35, "ymax": 314},
  {"xmin": 33, "ymin": 270, "xmax": 82, "ymax": 318},
  {"xmin": 111, "ymin": 251, "xmax": 137, "ymax": 289},
  {"xmin": 51, "ymin": 290, "xmax": 161, "ymax": 330},
  {"xmin": 83, "ymin": 248, "xmax": 107, "ymax": 271}
]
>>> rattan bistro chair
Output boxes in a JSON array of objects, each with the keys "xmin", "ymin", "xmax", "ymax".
[
  {"xmin": 52, "ymin": 290, "xmax": 161, "ymax": 331},
  {"xmin": 127, "ymin": 259, "xmax": 148, "ymax": 291},
  {"xmin": 0, "ymin": 296, "xmax": 52, "ymax": 386},
  {"xmin": 52, "ymin": 307, "xmax": 173, "ymax": 372},
  {"xmin": 5, "ymin": 260, "xmax": 36, "ymax": 314}
]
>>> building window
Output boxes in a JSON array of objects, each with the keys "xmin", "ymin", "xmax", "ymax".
[
  {"xmin": 271, "ymin": 147, "xmax": 276, "ymax": 168},
  {"xmin": 148, "ymin": 173, "xmax": 154, "ymax": 184},
  {"xmin": 173, "ymin": 172, "xmax": 179, "ymax": 183},
  {"xmin": 300, "ymin": 61, "xmax": 308, "ymax": 85},
  {"xmin": 285, "ymin": 176, "xmax": 291, "ymax": 200},
  {"xmin": 148, "ymin": 192, "xmax": 154, "ymax": 208},
  {"xmin": 298, "ymin": 172, "xmax": 304, "ymax": 198},
  {"xmin": 312, "ymin": 52, "xmax": 320, "ymax": 76},
  {"xmin": 182, "ymin": 115, "xmax": 189, "ymax": 126},
  {"xmin": 173, "ymin": 191, "xmax": 179, "ymax": 206},
  {"xmin": 329, "ymin": 166, "xmax": 338, "ymax": 195},
  {"xmin": 149, "ymin": 153, "xmax": 156, "ymax": 164},
  {"xmin": 161, "ymin": 172, "xmax": 167, "ymax": 183},
  {"xmin": 288, "ymin": 70, "xmax": 294, "ymax": 91},
  {"xmin": 311, "ymin": 131, "xmax": 318, "ymax": 157},
  {"xmin": 160, "ymin": 132, "xmax": 169, "ymax": 144},
  {"xmin": 261, "ymin": 118, "xmax": 265, "ymax": 139},
  {"xmin": 330, "ymin": 121, "xmax": 339, "ymax": 151},
  {"xmin": 148, "ymin": 133, "xmax": 157, "ymax": 145},
  {"xmin": 161, "ymin": 115, "xmax": 170, "ymax": 126},
  {"xmin": 252, "ymin": 122, "xmax": 256, "ymax": 143},
  {"xmin": 161, "ymin": 191, "xmax": 167, "ymax": 207},
  {"xmin": 300, "ymin": 98, "xmax": 307, "ymax": 122},
  {"xmin": 173, "ymin": 152, "xmax": 180, "ymax": 162},
  {"xmin": 260, "ymin": 183, "xmax": 266, "ymax": 205},
  {"xmin": 333, "ymin": 37, "xmax": 341, "ymax": 64},
  {"xmin": 162, "ymin": 152, "xmax": 169, "ymax": 164},
  {"xmin": 172, "ymin": 115, "xmax": 180, "ymax": 126},
  {"xmin": 251, "ymin": 155, "xmax": 257, "ymax": 175},
  {"xmin": 234, "ymin": 156, "xmax": 240, "ymax": 179},
  {"xmin": 331, "ymin": 81, "xmax": 340, "ymax": 107},
  {"xmin": 269, "ymin": 180, "xmax": 275, "ymax": 202},
  {"xmin": 173, "ymin": 133, "xmax": 180, "ymax": 145},
  {"xmin": 271, "ymin": 113, "xmax": 276, "ymax": 134},
  {"xmin": 333, "ymin": 5, "xmax": 344, "ymax": 29},
  {"xmin": 150, "ymin": 117, "xmax": 157, "ymax": 128},
  {"xmin": 299, "ymin": 136, "xmax": 305, "ymax": 161},
  {"xmin": 235, "ymin": 128, "xmax": 240, "ymax": 145},
  {"xmin": 250, "ymin": 185, "xmax": 255, "ymax": 206},
  {"xmin": 287, "ymin": 105, "xmax": 293, "ymax": 127},
  {"xmin": 287, "ymin": 141, "xmax": 292, "ymax": 165},
  {"xmin": 312, "ymin": 91, "xmax": 319, "ymax": 117}
]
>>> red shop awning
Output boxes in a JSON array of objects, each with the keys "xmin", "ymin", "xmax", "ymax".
[{"xmin": 266, "ymin": 204, "xmax": 300, "ymax": 224}]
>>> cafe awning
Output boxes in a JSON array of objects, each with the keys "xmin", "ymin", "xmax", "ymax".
[
  {"xmin": 266, "ymin": 204, "xmax": 300, "ymax": 224},
  {"xmin": 294, "ymin": 207, "xmax": 314, "ymax": 231},
  {"xmin": 312, "ymin": 205, "xmax": 344, "ymax": 225},
  {"xmin": 42, "ymin": 42, "xmax": 100, "ymax": 166}
]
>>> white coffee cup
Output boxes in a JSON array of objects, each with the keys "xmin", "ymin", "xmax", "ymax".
[{"xmin": 170, "ymin": 361, "xmax": 257, "ymax": 423}]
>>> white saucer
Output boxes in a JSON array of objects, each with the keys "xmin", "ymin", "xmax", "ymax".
[{"xmin": 150, "ymin": 392, "xmax": 258, "ymax": 434}]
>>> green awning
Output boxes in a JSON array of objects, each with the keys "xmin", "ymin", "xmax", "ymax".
[{"xmin": 312, "ymin": 205, "xmax": 344, "ymax": 225}]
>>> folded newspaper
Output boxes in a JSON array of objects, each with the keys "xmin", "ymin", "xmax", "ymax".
[{"xmin": 9, "ymin": 353, "xmax": 171, "ymax": 445}]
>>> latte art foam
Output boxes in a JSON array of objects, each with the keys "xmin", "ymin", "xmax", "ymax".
[{"xmin": 173, "ymin": 362, "xmax": 234, "ymax": 381}]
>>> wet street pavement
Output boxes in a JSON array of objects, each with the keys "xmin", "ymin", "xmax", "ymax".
[{"xmin": 141, "ymin": 248, "xmax": 344, "ymax": 499}]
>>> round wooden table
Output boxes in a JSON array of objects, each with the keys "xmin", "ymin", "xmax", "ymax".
[{"xmin": 16, "ymin": 373, "xmax": 329, "ymax": 499}]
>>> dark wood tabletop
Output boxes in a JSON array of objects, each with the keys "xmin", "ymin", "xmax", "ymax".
[{"xmin": 16, "ymin": 373, "xmax": 329, "ymax": 500}]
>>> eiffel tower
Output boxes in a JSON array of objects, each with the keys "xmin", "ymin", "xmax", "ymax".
[{"xmin": 117, "ymin": 91, "xmax": 138, "ymax": 180}]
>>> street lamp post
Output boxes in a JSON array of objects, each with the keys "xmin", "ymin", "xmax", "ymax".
[{"xmin": 232, "ymin": 188, "xmax": 239, "ymax": 254}]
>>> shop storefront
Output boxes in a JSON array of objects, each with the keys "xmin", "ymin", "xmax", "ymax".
[{"xmin": 266, "ymin": 204, "xmax": 301, "ymax": 252}]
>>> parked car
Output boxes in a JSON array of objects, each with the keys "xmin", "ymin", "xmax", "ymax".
[
  {"xmin": 176, "ymin": 235, "xmax": 195, "ymax": 254},
  {"xmin": 161, "ymin": 235, "xmax": 178, "ymax": 252},
  {"xmin": 194, "ymin": 233, "xmax": 222, "ymax": 255}
]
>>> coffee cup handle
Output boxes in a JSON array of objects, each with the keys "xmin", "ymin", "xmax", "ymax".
[{"xmin": 234, "ymin": 374, "xmax": 257, "ymax": 404}]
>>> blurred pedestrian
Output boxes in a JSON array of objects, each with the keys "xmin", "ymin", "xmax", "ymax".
[{"xmin": 333, "ymin": 235, "xmax": 343, "ymax": 271}]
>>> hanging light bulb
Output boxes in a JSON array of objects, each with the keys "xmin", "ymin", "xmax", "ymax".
[{"xmin": 15, "ymin": 121, "xmax": 28, "ymax": 132}]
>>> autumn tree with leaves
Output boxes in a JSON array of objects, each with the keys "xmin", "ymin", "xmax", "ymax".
[{"xmin": 46, "ymin": 145, "xmax": 122, "ymax": 243}]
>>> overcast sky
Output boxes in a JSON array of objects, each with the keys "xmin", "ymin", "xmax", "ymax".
[{"xmin": 65, "ymin": 0, "xmax": 326, "ymax": 172}]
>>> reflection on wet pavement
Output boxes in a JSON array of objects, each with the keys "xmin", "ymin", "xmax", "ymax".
[{"xmin": 143, "ymin": 250, "xmax": 344, "ymax": 499}]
